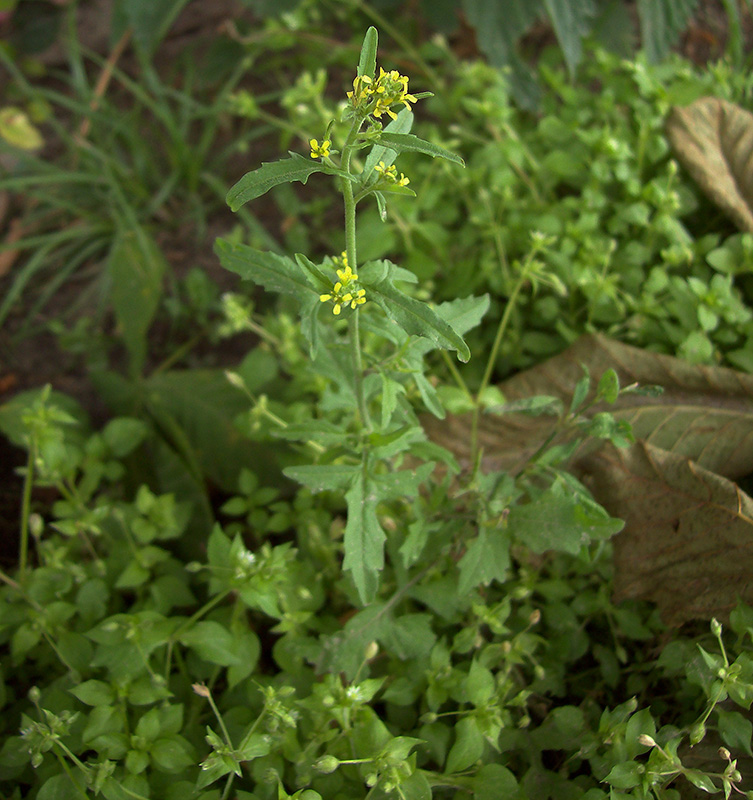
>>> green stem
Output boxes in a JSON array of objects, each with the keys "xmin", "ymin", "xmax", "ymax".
[
  {"xmin": 341, "ymin": 121, "xmax": 370, "ymax": 430},
  {"xmin": 349, "ymin": 312, "xmax": 369, "ymax": 429},
  {"xmin": 19, "ymin": 440, "xmax": 35, "ymax": 584},
  {"xmin": 469, "ymin": 250, "xmax": 538, "ymax": 470}
]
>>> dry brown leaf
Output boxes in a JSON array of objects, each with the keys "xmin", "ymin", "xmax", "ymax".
[
  {"xmin": 666, "ymin": 97, "xmax": 753, "ymax": 232},
  {"xmin": 424, "ymin": 334, "xmax": 753, "ymax": 623},
  {"xmin": 579, "ymin": 441, "xmax": 753, "ymax": 625}
]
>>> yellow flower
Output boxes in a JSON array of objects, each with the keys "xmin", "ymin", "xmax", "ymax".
[
  {"xmin": 374, "ymin": 161, "xmax": 409, "ymax": 187},
  {"xmin": 309, "ymin": 138, "xmax": 331, "ymax": 159},
  {"xmin": 347, "ymin": 74, "xmax": 373, "ymax": 108},
  {"xmin": 319, "ymin": 258, "xmax": 366, "ymax": 315}
]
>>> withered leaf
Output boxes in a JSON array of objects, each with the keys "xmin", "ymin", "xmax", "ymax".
[
  {"xmin": 579, "ymin": 441, "xmax": 753, "ymax": 625},
  {"xmin": 425, "ymin": 334, "xmax": 753, "ymax": 623},
  {"xmin": 666, "ymin": 97, "xmax": 753, "ymax": 232}
]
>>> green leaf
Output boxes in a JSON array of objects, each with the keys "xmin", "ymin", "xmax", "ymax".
[
  {"xmin": 226, "ymin": 152, "xmax": 354, "ymax": 211},
  {"xmin": 474, "ymin": 764, "xmax": 519, "ymax": 800},
  {"xmin": 380, "ymin": 613, "xmax": 436, "ymax": 659},
  {"xmin": 466, "ymin": 659, "xmax": 496, "ymax": 706},
  {"xmin": 108, "ymin": 225, "xmax": 166, "ymax": 374},
  {"xmin": 216, "ymin": 239, "xmax": 315, "ymax": 298},
  {"xmin": 37, "ymin": 774, "xmax": 82, "ymax": 800},
  {"xmin": 239, "ymin": 732, "xmax": 272, "ymax": 761},
  {"xmin": 102, "ymin": 417, "xmax": 150, "ymax": 457},
  {"xmin": 375, "ymin": 132, "xmax": 465, "ymax": 166},
  {"xmin": 637, "ymin": 0, "xmax": 699, "ymax": 62},
  {"xmin": 398, "ymin": 772, "xmax": 432, "ymax": 800},
  {"xmin": 115, "ymin": 0, "xmax": 189, "ymax": 57},
  {"xmin": 283, "ymin": 463, "xmax": 358, "ymax": 492},
  {"xmin": 362, "ymin": 276, "xmax": 471, "ymax": 362},
  {"xmin": 178, "ymin": 621, "xmax": 242, "ymax": 666},
  {"xmin": 362, "ymin": 108, "xmax": 414, "ymax": 184},
  {"xmin": 509, "ymin": 489, "xmax": 622, "ymax": 555},
  {"xmin": 343, "ymin": 469, "xmax": 386, "ymax": 603},
  {"xmin": 358, "ymin": 26, "xmax": 378, "ymax": 80},
  {"xmin": 445, "ymin": 716, "xmax": 484, "ymax": 773},
  {"xmin": 543, "ymin": 0, "xmax": 595, "ymax": 76},
  {"xmin": 70, "ymin": 680, "xmax": 115, "ymax": 707},
  {"xmin": 458, "ymin": 529, "xmax": 511, "ymax": 595},
  {"xmin": 295, "ymin": 253, "xmax": 333, "ymax": 293},
  {"xmin": 144, "ymin": 368, "xmax": 264, "ymax": 493},
  {"xmin": 604, "ymin": 761, "xmax": 642, "ymax": 789},
  {"xmin": 151, "ymin": 737, "xmax": 195, "ymax": 772},
  {"xmin": 596, "ymin": 368, "xmax": 620, "ymax": 404},
  {"xmin": 380, "ymin": 373, "xmax": 404, "ymax": 428},
  {"xmin": 717, "ymin": 708, "xmax": 753, "ymax": 756},
  {"xmin": 373, "ymin": 462, "xmax": 436, "ymax": 500},
  {"xmin": 683, "ymin": 769, "xmax": 720, "ymax": 793},
  {"xmin": 460, "ymin": 0, "xmax": 540, "ymax": 67}
]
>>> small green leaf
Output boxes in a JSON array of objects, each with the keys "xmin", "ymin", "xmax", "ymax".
[
  {"xmin": 396, "ymin": 770, "xmax": 431, "ymax": 800},
  {"xmin": 604, "ymin": 761, "xmax": 643, "ymax": 789},
  {"xmin": 358, "ymin": 26, "xmax": 378, "ymax": 80},
  {"xmin": 70, "ymin": 680, "xmax": 115, "ymax": 707},
  {"xmin": 717, "ymin": 708, "xmax": 753, "ymax": 756},
  {"xmin": 683, "ymin": 769, "xmax": 720, "ymax": 793},
  {"xmin": 570, "ymin": 368, "xmax": 591, "ymax": 413},
  {"xmin": 445, "ymin": 716, "xmax": 484, "ymax": 773},
  {"xmin": 151, "ymin": 737, "xmax": 195, "ymax": 773},
  {"xmin": 596, "ymin": 368, "xmax": 620, "ymax": 404},
  {"xmin": 37, "ymin": 774, "xmax": 82, "ymax": 800},
  {"xmin": 380, "ymin": 613, "xmax": 436, "ymax": 659},
  {"xmin": 102, "ymin": 418, "xmax": 150, "ymax": 457},
  {"xmin": 178, "ymin": 621, "xmax": 242, "ymax": 666},
  {"xmin": 474, "ymin": 764, "xmax": 519, "ymax": 800},
  {"xmin": 466, "ymin": 659, "xmax": 495, "ymax": 706},
  {"xmin": 226, "ymin": 152, "xmax": 355, "ymax": 211},
  {"xmin": 375, "ymin": 132, "xmax": 465, "ymax": 166}
]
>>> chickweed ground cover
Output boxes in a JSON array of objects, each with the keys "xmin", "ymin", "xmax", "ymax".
[{"xmin": 1, "ymin": 16, "xmax": 753, "ymax": 800}]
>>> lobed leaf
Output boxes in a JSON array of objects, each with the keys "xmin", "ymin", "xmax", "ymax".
[
  {"xmin": 343, "ymin": 470, "xmax": 386, "ymax": 604},
  {"xmin": 215, "ymin": 239, "xmax": 315, "ymax": 298},
  {"xmin": 375, "ymin": 132, "xmax": 465, "ymax": 166},
  {"xmin": 362, "ymin": 276, "xmax": 471, "ymax": 362},
  {"xmin": 226, "ymin": 152, "xmax": 354, "ymax": 211}
]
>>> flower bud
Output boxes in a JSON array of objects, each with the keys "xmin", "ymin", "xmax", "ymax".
[
  {"xmin": 689, "ymin": 722, "xmax": 705, "ymax": 745},
  {"xmin": 28, "ymin": 686, "xmax": 41, "ymax": 704},
  {"xmin": 718, "ymin": 746, "xmax": 731, "ymax": 760},
  {"xmin": 314, "ymin": 755, "xmax": 340, "ymax": 774},
  {"xmin": 637, "ymin": 734, "xmax": 656, "ymax": 747}
]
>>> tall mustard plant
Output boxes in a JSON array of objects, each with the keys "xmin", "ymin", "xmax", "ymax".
[{"xmin": 217, "ymin": 27, "xmax": 487, "ymax": 602}]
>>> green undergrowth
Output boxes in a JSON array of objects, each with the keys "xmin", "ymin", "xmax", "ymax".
[{"xmin": 1, "ymin": 14, "xmax": 753, "ymax": 800}]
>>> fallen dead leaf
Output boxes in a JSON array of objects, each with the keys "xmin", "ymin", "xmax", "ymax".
[
  {"xmin": 666, "ymin": 97, "xmax": 753, "ymax": 232},
  {"xmin": 424, "ymin": 334, "xmax": 753, "ymax": 623}
]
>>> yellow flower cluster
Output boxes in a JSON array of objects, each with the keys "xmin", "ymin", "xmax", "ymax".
[
  {"xmin": 319, "ymin": 252, "xmax": 367, "ymax": 315},
  {"xmin": 347, "ymin": 67, "xmax": 417, "ymax": 121},
  {"xmin": 309, "ymin": 138, "xmax": 331, "ymax": 159},
  {"xmin": 374, "ymin": 160, "xmax": 410, "ymax": 187}
]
